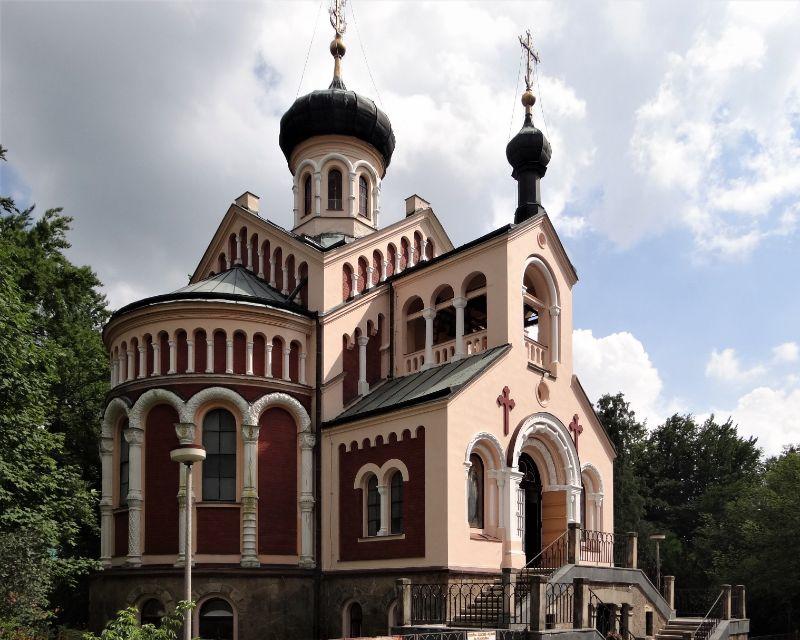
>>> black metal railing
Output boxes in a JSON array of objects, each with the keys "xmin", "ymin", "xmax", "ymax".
[
  {"xmin": 588, "ymin": 588, "xmax": 637, "ymax": 640},
  {"xmin": 410, "ymin": 579, "xmax": 528, "ymax": 629},
  {"xmin": 545, "ymin": 582, "xmax": 574, "ymax": 628},
  {"xmin": 520, "ymin": 530, "xmax": 568, "ymax": 577},
  {"xmin": 580, "ymin": 529, "xmax": 616, "ymax": 566},
  {"xmin": 692, "ymin": 590, "xmax": 724, "ymax": 640}
]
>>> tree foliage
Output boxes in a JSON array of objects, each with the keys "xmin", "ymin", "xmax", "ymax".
[
  {"xmin": 83, "ymin": 602, "xmax": 193, "ymax": 640},
  {"xmin": 0, "ymin": 146, "xmax": 108, "ymax": 635}
]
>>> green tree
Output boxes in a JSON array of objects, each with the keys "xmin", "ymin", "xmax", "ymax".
[
  {"xmin": 0, "ymin": 146, "xmax": 105, "ymax": 634},
  {"xmin": 83, "ymin": 602, "xmax": 194, "ymax": 640}
]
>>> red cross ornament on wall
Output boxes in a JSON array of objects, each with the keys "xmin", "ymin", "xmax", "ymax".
[
  {"xmin": 568, "ymin": 414, "xmax": 583, "ymax": 455},
  {"xmin": 497, "ymin": 386, "xmax": 515, "ymax": 436}
]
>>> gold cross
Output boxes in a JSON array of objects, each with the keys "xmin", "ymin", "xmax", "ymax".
[
  {"xmin": 330, "ymin": 0, "xmax": 347, "ymax": 37},
  {"xmin": 518, "ymin": 29, "xmax": 540, "ymax": 93}
]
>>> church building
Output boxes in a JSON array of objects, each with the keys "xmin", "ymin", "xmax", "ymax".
[{"xmin": 90, "ymin": 9, "xmax": 740, "ymax": 640}]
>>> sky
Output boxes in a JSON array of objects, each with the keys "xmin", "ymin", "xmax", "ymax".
[{"xmin": 2, "ymin": 1, "xmax": 798, "ymax": 456}]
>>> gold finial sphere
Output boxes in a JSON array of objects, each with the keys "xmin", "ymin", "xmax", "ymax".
[
  {"xmin": 330, "ymin": 35, "xmax": 346, "ymax": 58},
  {"xmin": 521, "ymin": 90, "xmax": 536, "ymax": 108}
]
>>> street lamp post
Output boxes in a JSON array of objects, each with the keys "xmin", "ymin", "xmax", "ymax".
[
  {"xmin": 171, "ymin": 444, "xmax": 206, "ymax": 640},
  {"xmin": 649, "ymin": 533, "xmax": 666, "ymax": 592}
]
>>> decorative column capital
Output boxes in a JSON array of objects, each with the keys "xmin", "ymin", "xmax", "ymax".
[
  {"xmin": 137, "ymin": 344, "xmax": 145, "ymax": 353},
  {"xmin": 99, "ymin": 436, "xmax": 115, "ymax": 456},
  {"xmin": 422, "ymin": 307, "xmax": 436, "ymax": 320},
  {"xmin": 299, "ymin": 432, "xmax": 316, "ymax": 450},
  {"xmin": 453, "ymin": 296, "xmax": 468, "ymax": 309},
  {"xmin": 549, "ymin": 305, "xmax": 561, "ymax": 317},
  {"xmin": 173, "ymin": 422, "xmax": 196, "ymax": 445},
  {"xmin": 299, "ymin": 495, "xmax": 315, "ymax": 511},
  {"xmin": 357, "ymin": 335, "xmax": 369, "ymax": 347},
  {"xmin": 123, "ymin": 427, "xmax": 144, "ymax": 446},
  {"xmin": 242, "ymin": 423, "xmax": 260, "ymax": 444},
  {"xmin": 226, "ymin": 339, "xmax": 234, "ymax": 347}
]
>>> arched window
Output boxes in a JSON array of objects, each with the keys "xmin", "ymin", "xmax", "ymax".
[
  {"xmin": 367, "ymin": 474, "xmax": 380, "ymax": 536},
  {"xmin": 140, "ymin": 598, "xmax": 165, "ymax": 626},
  {"xmin": 390, "ymin": 470, "xmax": 403, "ymax": 535},
  {"xmin": 328, "ymin": 169, "xmax": 343, "ymax": 210},
  {"xmin": 119, "ymin": 429, "xmax": 129, "ymax": 506},
  {"xmin": 303, "ymin": 174, "xmax": 312, "ymax": 217},
  {"xmin": 468, "ymin": 453, "xmax": 484, "ymax": 529},
  {"xmin": 346, "ymin": 602, "xmax": 363, "ymax": 638},
  {"xmin": 202, "ymin": 409, "xmax": 236, "ymax": 502},
  {"xmin": 199, "ymin": 598, "xmax": 234, "ymax": 640},
  {"xmin": 387, "ymin": 600, "xmax": 400, "ymax": 633},
  {"xmin": 359, "ymin": 175, "xmax": 369, "ymax": 217}
]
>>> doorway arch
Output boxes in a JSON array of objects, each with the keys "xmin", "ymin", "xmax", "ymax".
[{"xmin": 518, "ymin": 452, "xmax": 542, "ymax": 563}]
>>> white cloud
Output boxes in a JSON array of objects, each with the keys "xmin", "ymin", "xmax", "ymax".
[
  {"xmin": 773, "ymin": 341, "xmax": 799, "ymax": 363},
  {"xmin": 705, "ymin": 347, "xmax": 766, "ymax": 384},
  {"xmin": 713, "ymin": 385, "xmax": 800, "ymax": 456},
  {"xmin": 573, "ymin": 328, "xmax": 665, "ymax": 426}
]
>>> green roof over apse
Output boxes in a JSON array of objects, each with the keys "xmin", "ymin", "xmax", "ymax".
[{"xmin": 325, "ymin": 344, "xmax": 511, "ymax": 427}]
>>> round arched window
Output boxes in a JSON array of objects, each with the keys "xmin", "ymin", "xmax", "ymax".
[
  {"xmin": 347, "ymin": 601, "xmax": 363, "ymax": 638},
  {"xmin": 140, "ymin": 598, "xmax": 165, "ymax": 626},
  {"xmin": 198, "ymin": 598, "xmax": 234, "ymax": 640},
  {"xmin": 467, "ymin": 453, "xmax": 484, "ymax": 529}
]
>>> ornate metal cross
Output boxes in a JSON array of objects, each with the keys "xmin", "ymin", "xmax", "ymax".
[
  {"xmin": 518, "ymin": 29, "xmax": 540, "ymax": 93},
  {"xmin": 497, "ymin": 386, "xmax": 516, "ymax": 436},
  {"xmin": 330, "ymin": 0, "xmax": 347, "ymax": 37},
  {"xmin": 568, "ymin": 413, "xmax": 583, "ymax": 455}
]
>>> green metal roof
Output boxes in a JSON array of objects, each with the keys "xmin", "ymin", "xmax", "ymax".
[{"xmin": 325, "ymin": 344, "xmax": 511, "ymax": 427}]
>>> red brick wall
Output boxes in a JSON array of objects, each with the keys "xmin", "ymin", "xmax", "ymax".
[
  {"xmin": 159, "ymin": 333, "xmax": 169, "ymax": 374},
  {"xmin": 233, "ymin": 331, "xmax": 246, "ymax": 375},
  {"xmin": 289, "ymin": 341, "xmax": 300, "ymax": 383},
  {"xmin": 194, "ymin": 330, "xmax": 207, "ymax": 373},
  {"xmin": 253, "ymin": 334, "xmax": 266, "ymax": 377},
  {"xmin": 144, "ymin": 404, "xmax": 179, "ymax": 555},
  {"xmin": 342, "ymin": 265, "xmax": 352, "ymax": 301},
  {"xmin": 339, "ymin": 427, "xmax": 426, "ymax": 561},
  {"xmin": 213, "ymin": 331, "xmax": 226, "ymax": 374},
  {"xmin": 258, "ymin": 407, "xmax": 297, "ymax": 555},
  {"xmin": 177, "ymin": 331, "xmax": 188, "ymax": 374},
  {"xmin": 387, "ymin": 246, "xmax": 396, "ymax": 277},
  {"xmin": 271, "ymin": 338, "xmax": 284, "ymax": 379},
  {"xmin": 197, "ymin": 506, "xmax": 241, "ymax": 554},
  {"xmin": 146, "ymin": 335, "xmax": 154, "ymax": 375},
  {"xmin": 114, "ymin": 510, "xmax": 128, "ymax": 557}
]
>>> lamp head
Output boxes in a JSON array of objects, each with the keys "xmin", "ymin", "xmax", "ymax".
[{"xmin": 170, "ymin": 447, "xmax": 206, "ymax": 465}]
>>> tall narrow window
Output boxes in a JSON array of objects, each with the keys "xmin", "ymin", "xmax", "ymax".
[
  {"xmin": 303, "ymin": 174, "xmax": 312, "ymax": 217},
  {"xmin": 199, "ymin": 598, "xmax": 234, "ymax": 640},
  {"xmin": 348, "ymin": 602, "xmax": 363, "ymax": 638},
  {"xmin": 359, "ymin": 175, "xmax": 369, "ymax": 217},
  {"xmin": 467, "ymin": 453, "xmax": 484, "ymax": 528},
  {"xmin": 366, "ymin": 474, "xmax": 380, "ymax": 536},
  {"xmin": 202, "ymin": 409, "xmax": 236, "ymax": 502},
  {"xmin": 119, "ymin": 429, "xmax": 129, "ymax": 506},
  {"xmin": 328, "ymin": 168, "xmax": 343, "ymax": 210},
  {"xmin": 390, "ymin": 470, "xmax": 403, "ymax": 534}
]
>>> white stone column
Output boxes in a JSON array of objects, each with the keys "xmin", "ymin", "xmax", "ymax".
[
  {"xmin": 247, "ymin": 242, "xmax": 253, "ymax": 272},
  {"xmin": 373, "ymin": 182, "xmax": 381, "ymax": 227},
  {"xmin": 235, "ymin": 234, "xmax": 242, "ymax": 265},
  {"xmin": 377, "ymin": 484, "xmax": 389, "ymax": 536},
  {"xmin": 357, "ymin": 335, "xmax": 369, "ymax": 395},
  {"xmin": 124, "ymin": 426, "xmax": 144, "ymax": 567},
  {"xmin": 549, "ymin": 305, "xmax": 560, "ymax": 364},
  {"xmin": 282, "ymin": 347, "xmax": 291, "ymax": 381},
  {"xmin": 126, "ymin": 349, "xmax": 135, "ymax": 382},
  {"xmin": 241, "ymin": 423, "xmax": 260, "ymax": 567},
  {"xmin": 269, "ymin": 256, "xmax": 277, "ymax": 287},
  {"xmin": 501, "ymin": 468, "xmax": 525, "ymax": 568},
  {"xmin": 118, "ymin": 353, "xmax": 126, "ymax": 383},
  {"xmin": 226, "ymin": 339, "xmax": 234, "ymax": 374},
  {"xmin": 314, "ymin": 171, "xmax": 321, "ymax": 215},
  {"xmin": 99, "ymin": 433, "xmax": 114, "ymax": 567},
  {"xmin": 186, "ymin": 339, "xmax": 194, "ymax": 373},
  {"xmin": 348, "ymin": 171, "xmax": 357, "ymax": 216},
  {"xmin": 453, "ymin": 297, "xmax": 467, "ymax": 361},
  {"xmin": 381, "ymin": 260, "xmax": 388, "ymax": 282},
  {"xmin": 299, "ymin": 352, "xmax": 307, "ymax": 385},
  {"xmin": 422, "ymin": 239, "xmax": 430, "ymax": 261},
  {"xmin": 110, "ymin": 355, "xmax": 117, "ymax": 386},
  {"xmin": 205, "ymin": 337, "xmax": 213, "ymax": 373},
  {"xmin": 257, "ymin": 248, "xmax": 264, "ymax": 279},
  {"xmin": 138, "ymin": 345, "xmax": 146, "ymax": 379},
  {"xmin": 408, "ymin": 246, "xmax": 416, "ymax": 268},
  {"xmin": 152, "ymin": 342, "xmax": 161, "ymax": 376},
  {"xmin": 281, "ymin": 263, "xmax": 289, "ymax": 295},
  {"xmin": 422, "ymin": 308, "xmax": 435, "ymax": 370},
  {"xmin": 168, "ymin": 339, "xmax": 176, "ymax": 374},
  {"xmin": 394, "ymin": 253, "xmax": 402, "ymax": 274},
  {"xmin": 350, "ymin": 272, "xmax": 358, "ymax": 297},
  {"xmin": 366, "ymin": 266, "xmax": 375, "ymax": 290},
  {"xmin": 298, "ymin": 431, "xmax": 316, "ymax": 568},
  {"xmin": 246, "ymin": 341, "xmax": 254, "ymax": 375},
  {"xmin": 226, "ymin": 253, "xmax": 232, "ymax": 270},
  {"xmin": 265, "ymin": 343, "xmax": 273, "ymax": 378}
]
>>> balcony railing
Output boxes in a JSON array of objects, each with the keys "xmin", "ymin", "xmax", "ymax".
[
  {"xmin": 525, "ymin": 335, "xmax": 548, "ymax": 369},
  {"xmin": 403, "ymin": 330, "xmax": 488, "ymax": 374}
]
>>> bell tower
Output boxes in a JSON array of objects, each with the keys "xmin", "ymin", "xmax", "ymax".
[{"xmin": 278, "ymin": 0, "xmax": 395, "ymax": 241}]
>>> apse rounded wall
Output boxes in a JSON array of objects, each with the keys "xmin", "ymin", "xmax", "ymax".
[{"xmin": 104, "ymin": 301, "xmax": 313, "ymax": 388}]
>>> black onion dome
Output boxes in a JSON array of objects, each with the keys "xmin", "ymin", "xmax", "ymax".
[
  {"xmin": 505, "ymin": 113, "xmax": 551, "ymax": 177},
  {"xmin": 279, "ymin": 87, "xmax": 396, "ymax": 174}
]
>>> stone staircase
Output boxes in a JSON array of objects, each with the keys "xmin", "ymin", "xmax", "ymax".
[
  {"xmin": 656, "ymin": 617, "xmax": 714, "ymax": 640},
  {"xmin": 450, "ymin": 579, "xmax": 509, "ymax": 628}
]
